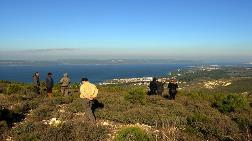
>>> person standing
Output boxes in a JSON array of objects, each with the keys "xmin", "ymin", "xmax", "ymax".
[
  {"xmin": 59, "ymin": 73, "xmax": 71, "ymax": 96},
  {"xmin": 148, "ymin": 77, "xmax": 158, "ymax": 95},
  {"xmin": 168, "ymin": 78, "xmax": 178, "ymax": 100},
  {"xmin": 33, "ymin": 72, "xmax": 40, "ymax": 95},
  {"xmin": 79, "ymin": 78, "xmax": 98, "ymax": 124},
  {"xmin": 157, "ymin": 79, "xmax": 165, "ymax": 96},
  {"xmin": 46, "ymin": 72, "xmax": 54, "ymax": 98}
]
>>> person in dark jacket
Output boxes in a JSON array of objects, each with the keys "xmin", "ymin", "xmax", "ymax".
[
  {"xmin": 148, "ymin": 77, "xmax": 158, "ymax": 95},
  {"xmin": 33, "ymin": 72, "xmax": 40, "ymax": 95},
  {"xmin": 46, "ymin": 72, "xmax": 54, "ymax": 98},
  {"xmin": 168, "ymin": 78, "xmax": 178, "ymax": 100}
]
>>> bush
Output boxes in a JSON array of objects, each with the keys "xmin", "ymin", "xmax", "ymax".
[
  {"xmin": 41, "ymin": 121, "xmax": 109, "ymax": 141},
  {"xmin": 14, "ymin": 100, "xmax": 39, "ymax": 114},
  {"xmin": 11, "ymin": 122, "xmax": 44, "ymax": 141},
  {"xmin": 67, "ymin": 99, "xmax": 84, "ymax": 113},
  {"xmin": 32, "ymin": 105, "xmax": 55, "ymax": 121},
  {"xmin": 116, "ymin": 126, "xmax": 153, "ymax": 141},
  {"xmin": 124, "ymin": 88, "xmax": 146, "ymax": 105},
  {"xmin": 186, "ymin": 113, "xmax": 220, "ymax": 139},
  {"xmin": 12, "ymin": 121, "xmax": 107, "ymax": 141},
  {"xmin": 212, "ymin": 94, "xmax": 249, "ymax": 113},
  {"xmin": 51, "ymin": 96, "xmax": 73, "ymax": 106},
  {"xmin": 233, "ymin": 117, "xmax": 250, "ymax": 130},
  {"xmin": 6, "ymin": 84, "xmax": 22, "ymax": 94}
]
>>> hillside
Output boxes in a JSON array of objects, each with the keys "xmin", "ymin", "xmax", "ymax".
[{"xmin": 0, "ymin": 77, "xmax": 252, "ymax": 141}]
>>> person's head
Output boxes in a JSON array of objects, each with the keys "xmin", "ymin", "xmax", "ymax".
[
  {"xmin": 48, "ymin": 72, "xmax": 52, "ymax": 76},
  {"xmin": 63, "ymin": 73, "xmax": 68, "ymax": 77},
  {"xmin": 170, "ymin": 78, "xmax": 176, "ymax": 83},
  {"xmin": 81, "ymin": 77, "xmax": 88, "ymax": 83},
  {"xmin": 153, "ymin": 77, "xmax": 157, "ymax": 81},
  {"xmin": 35, "ymin": 72, "xmax": 39, "ymax": 76}
]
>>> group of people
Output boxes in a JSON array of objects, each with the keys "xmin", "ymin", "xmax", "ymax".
[
  {"xmin": 32, "ymin": 72, "xmax": 71, "ymax": 97},
  {"xmin": 32, "ymin": 72, "xmax": 178, "ymax": 124},
  {"xmin": 32, "ymin": 72, "xmax": 98, "ymax": 124},
  {"xmin": 148, "ymin": 77, "xmax": 178, "ymax": 100}
]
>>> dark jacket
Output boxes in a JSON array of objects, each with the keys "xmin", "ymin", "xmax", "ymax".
[
  {"xmin": 149, "ymin": 80, "xmax": 158, "ymax": 93},
  {"xmin": 168, "ymin": 83, "xmax": 178, "ymax": 94},
  {"xmin": 46, "ymin": 76, "xmax": 54, "ymax": 89},
  {"xmin": 33, "ymin": 75, "xmax": 40, "ymax": 87}
]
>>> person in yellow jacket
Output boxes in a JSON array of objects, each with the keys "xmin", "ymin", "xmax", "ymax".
[{"xmin": 79, "ymin": 77, "xmax": 98, "ymax": 123}]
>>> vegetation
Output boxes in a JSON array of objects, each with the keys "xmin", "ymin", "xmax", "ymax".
[
  {"xmin": 115, "ymin": 126, "xmax": 153, "ymax": 141},
  {"xmin": 0, "ymin": 69, "xmax": 252, "ymax": 141},
  {"xmin": 124, "ymin": 88, "xmax": 147, "ymax": 105}
]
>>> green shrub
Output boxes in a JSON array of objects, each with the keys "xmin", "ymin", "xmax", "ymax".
[
  {"xmin": 186, "ymin": 113, "xmax": 220, "ymax": 139},
  {"xmin": 11, "ymin": 115, "xmax": 109, "ymax": 141},
  {"xmin": 14, "ymin": 100, "xmax": 39, "ymax": 114},
  {"xmin": 212, "ymin": 94, "xmax": 249, "ymax": 113},
  {"xmin": 32, "ymin": 105, "xmax": 55, "ymax": 121},
  {"xmin": 41, "ymin": 121, "xmax": 109, "ymax": 141},
  {"xmin": 6, "ymin": 84, "xmax": 22, "ymax": 94},
  {"xmin": 124, "ymin": 88, "xmax": 146, "ymax": 105},
  {"xmin": 116, "ymin": 126, "xmax": 153, "ymax": 141},
  {"xmin": 11, "ymin": 122, "xmax": 43, "ymax": 141},
  {"xmin": 51, "ymin": 96, "xmax": 73, "ymax": 106},
  {"xmin": 67, "ymin": 99, "xmax": 84, "ymax": 113},
  {"xmin": 187, "ymin": 113, "xmax": 210, "ymax": 125},
  {"xmin": 233, "ymin": 117, "xmax": 250, "ymax": 130}
]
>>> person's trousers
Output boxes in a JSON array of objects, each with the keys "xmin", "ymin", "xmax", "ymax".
[
  {"xmin": 82, "ymin": 98, "xmax": 96, "ymax": 123},
  {"xmin": 61, "ymin": 86, "xmax": 69, "ymax": 96},
  {"xmin": 34, "ymin": 86, "xmax": 40, "ymax": 95},
  {"xmin": 170, "ymin": 92, "xmax": 176, "ymax": 100}
]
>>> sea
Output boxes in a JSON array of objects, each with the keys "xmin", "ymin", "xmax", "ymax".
[{"xmin": 0, "ymin": 64, "xmax": 188, "ymax": 84}]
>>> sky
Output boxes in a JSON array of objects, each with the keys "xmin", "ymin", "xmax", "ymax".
[{"xmin": 0, "ymin": 0, "xmax": 252, "ymax": 61}]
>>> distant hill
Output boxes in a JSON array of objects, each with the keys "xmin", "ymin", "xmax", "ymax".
[{"xmin": 0, "ymin": 59, "xmax": 200, "ymax": 66}]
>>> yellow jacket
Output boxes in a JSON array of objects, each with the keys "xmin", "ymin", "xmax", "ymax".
[{"xmin": 80, "ymin": 82, "xmax": 98, "ymax": 100}]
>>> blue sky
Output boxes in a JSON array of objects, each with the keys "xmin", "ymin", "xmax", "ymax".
[{"xmin": 0, "ymin": 0, "xmax": 252, "ymax": 61}]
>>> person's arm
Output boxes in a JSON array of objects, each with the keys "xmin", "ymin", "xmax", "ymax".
[
  {"xmin": 45, "ymin": 78, "xmax": 49, "ymax": 88},
  {"xmin": 92, "ymin": 86, "xmax": 98, "ymax": 99},
  {"xmin": 79, "ymin": 85, "xmax": 86, "ymax": 98},
  {"xmin": 59, "ymin": 78, "xmax": 63, "ymax": 84},
  {"xmin": 51, "ymin": 78, "xmax": 54, "ymax": 87}
]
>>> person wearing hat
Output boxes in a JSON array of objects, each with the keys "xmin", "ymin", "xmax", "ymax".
[
  {"xmin": 46, "ymin": 72, "xmax": 54, "ymax": 98},
  {"xmin": 59, "ymin": 73, "xmax": 71, "ymax": 96},
  {"xmin": 168, "ymin": 78, "xmax": 178, "ymax": 100},
  {"xmin": 79, "ymin": 77, "xmax": 98, "ymax": 123}
]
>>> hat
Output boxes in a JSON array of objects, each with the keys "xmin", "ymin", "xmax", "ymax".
[{"xmin": 81, "ymin": 78, "xmax": 88, "ymax": 81}]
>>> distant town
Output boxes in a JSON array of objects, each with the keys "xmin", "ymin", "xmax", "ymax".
[{"xmin": 99, "ymin": 65, "xmax": 224, "ymax": 85}]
